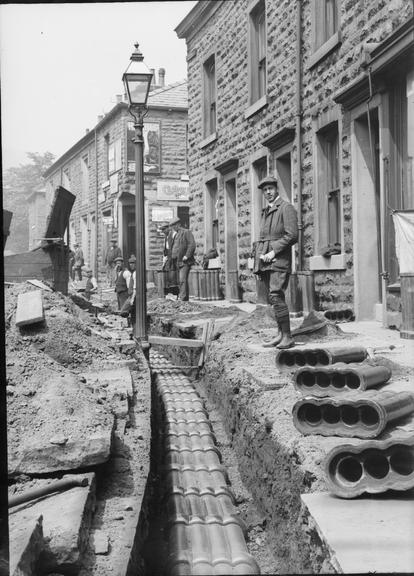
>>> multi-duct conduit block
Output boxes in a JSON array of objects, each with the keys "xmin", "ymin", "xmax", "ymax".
[
  {"xmin": 324, "ymin": 309, "xmax": 355, "ymax": 322},
  {"xmin": 292, "ymin": 391, "xmax": 414, "ymax": 438},
  {"xmin": 293, "ymin": 363, "xmax": 392, "ymax": 396},
  {"xmin": 153, "ymin": 356, "xmax": 259, "ymax": 575},
  {"xmin": 167, "ymin": 520, "xmax": 260, "ymax": 576},
  {"xmin": 276, "ymin": 346, "xmax": 368, "ymax": 369},
  {"xmin": 324, "ymin": 433, "xmax": 414, "ymax": 498}
]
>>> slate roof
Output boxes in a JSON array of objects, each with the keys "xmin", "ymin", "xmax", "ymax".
[{"xmin": 147, "ymin": 80, "xmax": 188, "ymax": 109}]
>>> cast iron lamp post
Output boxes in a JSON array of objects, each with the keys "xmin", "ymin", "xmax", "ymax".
[{"xmin": 122, "ymin": 43, "xmax": 153, "ymax": 344}]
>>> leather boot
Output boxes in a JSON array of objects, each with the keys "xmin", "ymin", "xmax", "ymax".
[
  {"xmin": 262, "ymin": 325, "xmax": 282, "ymax": 347},
  {"xmin": 276, "ymin": 320, "xmax": 295, "ymax": 349}
]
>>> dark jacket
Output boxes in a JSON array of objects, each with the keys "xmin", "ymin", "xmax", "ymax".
[
  {"xmin": 105, "ymin": 246, "xmax": 122, "ymax": 266},
  {"xmin": 169, "ymin": 228, "xmax": 196, "ymax": 266},
  {"xmin": 253, "ymin": 196, "xmax": 298, "ymax": 274},
  {"xmin": 114, "ymin": 269, "xmax": 128, "ymax": 293}
]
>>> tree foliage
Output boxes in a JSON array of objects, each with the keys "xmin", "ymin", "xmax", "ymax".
[{"xmin": 3, "ymin": 152, "xmax": 55, "ymax": 253}]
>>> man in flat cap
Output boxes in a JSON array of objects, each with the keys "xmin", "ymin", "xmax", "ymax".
[
  {"xmin": 72, "ymin": 242, "xmax": 84, "ymax": 281},
  {"xmin": 114, "ymin": 256, "xmax": 131, "ymax": 310},
  {"xmin": 253, "ymin": 176, "xmax": 298, "ymax": 349},
  {"xmin": 167, "ymin": 217, "xmax": 196, "ymax": 301},
  {"xmin": 105, "ymin": 235, "xmax": 122, "ymax": 287}
]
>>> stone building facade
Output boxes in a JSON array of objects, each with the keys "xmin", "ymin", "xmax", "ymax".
[
  {"xmin": 42, "ymin": 75, "xmax": 189, "ymax": 279},
  {"xmin": 176, "ymin": 0, "xmax": 414, "ymax": 323}
]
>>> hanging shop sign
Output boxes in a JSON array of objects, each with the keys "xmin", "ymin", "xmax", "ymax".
[
  {"xmin": 157, "ymin": 180, "xmax": 189, "ymax": 201},
  {"xmin": 152, "ymin": 207, "xmax": 174, "ymax": 222}
]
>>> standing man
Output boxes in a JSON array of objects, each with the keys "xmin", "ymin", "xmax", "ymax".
[
  {"xmin": 84, "ymin": 268, "xmax": 98, "ymax": 300},
  {"xmin": 168, "ymin": 217, "xmax": 196, "ymax": 301},
  {"xmin": 253, "ymin": 176, "xmax": 298, "ymax": 349},
  {"xmin": 114, "ymin": 256, "xmax": 131, "ymax": 310},
  {"xmin": 105, "ymin": 236, "xmax": 122, "ymax": 287},
  {"xmin": 73, "ymin": 243, "xmax": 84, "ymax": 281}
]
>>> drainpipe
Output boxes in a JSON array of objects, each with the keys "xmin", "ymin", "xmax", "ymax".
[
  {"xmin": 95, "ymin": 128, "xmax": 99, "ymax": 278},
  {"xmin": 296, "ymin": 0, "xmax": 303, "ymax": 271}
]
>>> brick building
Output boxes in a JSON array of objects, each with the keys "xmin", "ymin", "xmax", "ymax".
[
  {"xmin": 176, "ymin": 0, "xmax": 414, "ymax": 324},
  {"xmin": 42, "ymin": 73, "xmax": 189, "ymax": 279}
]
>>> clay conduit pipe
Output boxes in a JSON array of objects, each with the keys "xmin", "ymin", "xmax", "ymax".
[{"xmin": 9, "ymin": 477, "xmax": 89, "ymax": 508}]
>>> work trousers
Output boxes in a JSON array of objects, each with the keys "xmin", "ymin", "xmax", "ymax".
[
  {"xmin": 117, "ymin": 290, "xmax": 129, "ymax": 311},
  {"xmin": 178, "ymin": 262, "xmax": 192, "ymax": 301},
  {"xmin": 73, "ymin": 266, "xmax": 82, "ymax": 281},
  {"xmin": 260, "ymin": 270, "xmax": 290, "ymax": 326}
]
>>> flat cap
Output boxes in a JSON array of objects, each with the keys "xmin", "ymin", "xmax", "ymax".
[
  {"xmin": 258, "ymin": 175, "xmax": 278, "ymax": 189},
  {"xmin": 169, "ymin": 217, "xmax": 181, "ymax": 226},
  {"xmin": 128, "ymin": 255, "xmax": 137, "ymax": 263},
  {"xmin": 114, "ymin": 256, "xmax": 124, "ymax": 262}
]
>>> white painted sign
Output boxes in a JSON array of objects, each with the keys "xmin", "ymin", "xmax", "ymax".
[
  {"xmin": 152, "ymin": 207, "xmax": 174, "ymax": 222},
  {"xmin": 157, "ymin": 180, "xmax": 189, "ymax": 201},
  {"xmin": 102, "ymin": 216, "xmax": 113, "ymax": 225}
]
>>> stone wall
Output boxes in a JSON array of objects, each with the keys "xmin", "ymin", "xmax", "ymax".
[{"xmin": 183, "ymin": 0, "xmax": 413, "ymax": 308}]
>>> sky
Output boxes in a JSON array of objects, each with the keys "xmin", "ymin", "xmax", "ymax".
[{"xmin": 0, "ymin": 1, "xmax": 197, "ymax": 169}]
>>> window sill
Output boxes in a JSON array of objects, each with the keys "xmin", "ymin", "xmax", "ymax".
[
  {"xmin": 309, "ymin": 253, "xmax": 346, "ymax": 271},
  {"xmin": 199, "ymin": 132, "xmax": 217, "ymax": 149},
  {"xmin": 244, "ymin": 95, "xmax": 268, "ymax": 119},
  {"xmin": 307, "ymin": 31, "xmax": 342, "ymax": 70}
]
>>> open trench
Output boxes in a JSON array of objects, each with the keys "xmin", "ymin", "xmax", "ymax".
[{"xmin": 140, "ymin": 349, "xmax": 279, "ymax": 575}]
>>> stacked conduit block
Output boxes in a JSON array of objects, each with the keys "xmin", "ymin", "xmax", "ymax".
[
  {"xmin": 151, "ymin": 350, "xmax": 260, "ymax": 576},
  {"xmin": 293, "ymin": 363, "xmax": 392, "ymax": 396},
  {"xmin": 292, "ymin": 390, "xmax": 414, "ymax": 438},
  {"xmin": 324, "ymin": 433, "xmax": 414, "ymax": 498},
  {"xmin": 276, "ymin": 346, "xmax": 367, "ymax": 369},
  {"xmin": 324, "ymin": 309, "xmax": 355, "ymax": 322}
]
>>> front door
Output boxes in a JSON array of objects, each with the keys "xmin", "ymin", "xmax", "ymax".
[
  {"xmin": 352, "ymin": 108, "xmax": 381, "ymax": 320},
  {"xmin": 224, "ymin": 177, "xmax": 240, "ymax": 301}
]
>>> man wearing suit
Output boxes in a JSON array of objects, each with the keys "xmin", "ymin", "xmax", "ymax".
[
  {"xmin": 253, "ymin": 176, "xmax": 298, "ymax": 349},
  {"xmin": 167, "ymin": 217, "xmax": 196, "ymax": 301}
]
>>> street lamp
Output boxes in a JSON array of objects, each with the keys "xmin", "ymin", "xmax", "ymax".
[{"xmin": 122, "ymin": 42, "xmax": 153, "ymax": 344}]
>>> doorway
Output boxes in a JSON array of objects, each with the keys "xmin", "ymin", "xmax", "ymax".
[
  {"xmin": 352, "ymin": 108, "xmax": 381, "ymax": 319},
  {"xmin": 224, "ymin": 177, "xmax": 239, "ymax": 301}
]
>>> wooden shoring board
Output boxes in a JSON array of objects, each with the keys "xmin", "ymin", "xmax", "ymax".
[
  {"xmin": 148, "ymin": 335, "xmax": 204, "ymax": 348},
  {"xmin": 198, "ymin": 320, "xmax": 216, "ymax": 368}
]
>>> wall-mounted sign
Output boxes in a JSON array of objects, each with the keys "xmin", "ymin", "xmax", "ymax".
[
  {"xmin": 102, "ymin": 216, "xmax": 113, "ymax": 225},
  {"xmin": 157, "ymin": 180, "xmax": 189, "ymax": 201},
  {"xmin": 152, "ymin": 207, "xmax": 174, "ymax": 222}
]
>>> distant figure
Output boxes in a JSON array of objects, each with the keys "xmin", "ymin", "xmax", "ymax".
[
  {"xmin": 114, "ymin": 256, "xmax": 131, "ymax": 310},
  {"xmin": 68, "ymin": 248, "xmax": 75, "ymax": 281},
  {"xmin": 120, "ymin": 255, "xmax": 137, "ymax": 330},
  {"xmin": 166, "ymin": 217, "xmax": 196, "ymax": 301},
  {"xmin": 73, "ymin": 243, "xmax": 84, "ymax": 281},
  {"xmin": 105, "ymin": 236, "xmax": 122, "ymax": 287},
  {"xmin": 84, "ymin": 268, "xmax": 98, "ymax": 300}
]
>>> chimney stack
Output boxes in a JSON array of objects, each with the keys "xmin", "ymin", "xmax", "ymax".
[
  {"xmin": 116, "ymin": 94, "xmax": 123, "ymax": 103},
  {"xmin": 158, "ymin": 68, "xmax": 165, "ymax": 87},
  {"xmin": 150, "ymin": 68, "xmax": 156, "ymax": 90},
  {"xmin": 86, "ymin": 128, "xmax": 90, "ymax": 134},
  {"xmin": 97, "ymin": 115, "xmax": 104, "ymax": 123}
]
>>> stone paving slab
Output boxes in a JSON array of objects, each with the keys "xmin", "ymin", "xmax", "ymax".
[
  {"xmin": 9, "ymin": 513, "xmax": 43, "ymax": 576},
  {"xmin": 301, "ymin": 491, "xmax": 414, "ymax": 574},
  {"xmin": 10, "ymin": 473, "xmax": 95, "ymax": 574},
  {"xmin": 15, "ymin": 290, "xmax": 44, "ymax": 327}
]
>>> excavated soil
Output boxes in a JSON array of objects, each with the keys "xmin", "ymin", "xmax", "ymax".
[{"xmin": 5, "ymin": 283, "xmax": 151, "ymax": 575}]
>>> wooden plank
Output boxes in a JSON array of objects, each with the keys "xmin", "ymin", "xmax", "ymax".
[
  {"xmin": 198, "ymin": 321, "xmax": 210, "ymax": 368},
  {"xmin": 148, "ymin": 335, "xmax": 204, "ymax": 348},
  {"xmin": 27, "ymin": 279, "xmax": 53, "ymax": 291},
  {"xmin": 15, "ymin": 290, "xmax": 44, "ymax": 327}
]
